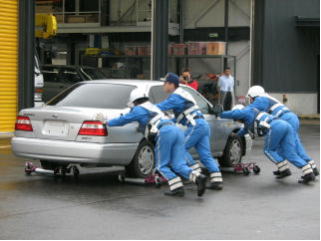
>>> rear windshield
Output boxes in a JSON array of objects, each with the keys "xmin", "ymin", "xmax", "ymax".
[{"xmin": 47, "ymin": 83, "xmax": 135, "ymax": 109}]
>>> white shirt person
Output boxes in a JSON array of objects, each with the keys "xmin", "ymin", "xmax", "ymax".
[{"xmin": 217, "ymin": 68, "xmax": 235, "ymax": 110}]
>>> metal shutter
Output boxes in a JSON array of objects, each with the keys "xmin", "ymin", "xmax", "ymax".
[{"xmin": 0, "ymin": 0, "xmax": 18, "ymax": 133}]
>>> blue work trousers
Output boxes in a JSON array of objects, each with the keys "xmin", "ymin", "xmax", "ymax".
[
  {"xmin": 184, "ymin": 118, "xmax": 220, "ymax": 173},
  {"xmin": 155, "ymin": 125, "xmax": 192, "ymax": 180}
]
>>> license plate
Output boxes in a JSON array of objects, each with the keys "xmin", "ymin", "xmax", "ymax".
[{"xmin": 43, "ymin": 120, "xmax": 69, "ymax": 136}]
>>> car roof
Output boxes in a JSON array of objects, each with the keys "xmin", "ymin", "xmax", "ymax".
[
  {"xmin": 41, "ymin": 64, "xmax": 96, "ymax": 69},
  {"xmin": 84, "ymin": 79, "xmax": 164, "ymax": 87}
]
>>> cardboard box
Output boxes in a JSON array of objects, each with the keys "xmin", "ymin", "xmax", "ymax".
[
  {"xmin": 171, "ymin": 43, "xmax": 186, "ymax": 56},
  {"xmin": 124, "ymin": 47, "xmax": 137, "ymax": 56},
  {"xmin": 67, "ymin": 15, "xmax": 86, "ymax": 23},
  {"xmin": 206, "ymin": 42, "xmax": 226, "ymax": 55},
  {"xmin": 187, "ymin": 42, "xmax": 207, "ymax": 55}
]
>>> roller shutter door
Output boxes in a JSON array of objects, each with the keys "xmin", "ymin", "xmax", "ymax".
[{"xmin": 0, "ymin": 0, "xmax": 18, "ymax": 133}]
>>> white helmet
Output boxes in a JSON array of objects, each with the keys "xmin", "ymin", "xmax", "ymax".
[
  {"xmin": 247, "ymin": 85, "xmax": 265, "ymax": 98},
  {"xmin": 232, "ymin": 104, "xmax": 245, "ymax": 110},
  {"xmin": 127, "ymin": 88, "xmax": 148, "ymax": 107}
]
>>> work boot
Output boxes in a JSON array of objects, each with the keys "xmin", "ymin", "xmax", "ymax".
[
  {"xmin": 274, "ymin": 161, "xmax": 291, "ymax": 178},
  {"xmin": 275, "ymin": 169, "xmax": 292, "ymax": 179},
  {"xmin": 299, "ymin": 173, "xmax": 315, "ymax": 184},
  {"xmin": 313, "ymin": 167, "xmax": 319, "ymax": 177},
  {"xmin": 207, "ymin": 172, "xmax": 223, "ymax": 190},
  {"xmin": 189, "ymin": 171, "xmax": 207, "ymax": 197},
  {"xmin": 299, "ymin": 164, "xmax": 315, "ymax": 184},
  {"xmin": 308, "ymin": 160, "xmax": 319, "ymax": 177},
  {"xmin": 164, "ymin": 187, "xmax": 185, "ymax": 197},
  {"xmin": 196, "ymin": 174, "xmax": 207, "ymax": 197}
]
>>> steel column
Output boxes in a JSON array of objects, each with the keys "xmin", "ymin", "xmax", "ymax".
[
  {"xmin": 19, "ymin": 0, "xmax": 35, "ymax": 109},
  {"xmin": 151, "ymin": 0, "xmax": 168, "ymax": 80}
]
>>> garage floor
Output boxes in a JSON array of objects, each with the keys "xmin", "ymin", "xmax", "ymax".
[{"xmin": 0, "ymin": 124, "xmax": 319, "ymax": 239}]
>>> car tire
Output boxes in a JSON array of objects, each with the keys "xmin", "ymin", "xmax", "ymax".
[
  {"xmin": 126, "ymin": 140, "xmax": 155, "ymax": 178},
  {"xmin": 219, "ymin": 134, "xmax": 243, "ymax": 167}
]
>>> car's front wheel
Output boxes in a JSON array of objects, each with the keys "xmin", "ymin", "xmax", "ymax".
[
  {"xmin": 219, "ymin": 134, "xmax": 243, "ymax": 167},
  {"xmin": 126, "ymin": 140, "xmax": 155, "ymax": 178}
]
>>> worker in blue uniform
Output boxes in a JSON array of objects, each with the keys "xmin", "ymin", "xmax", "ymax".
[
  {"xmin": 157, "ymin": 73, "xmax": 223, "ymax": 190},
  {"xmin": 220, "ymin": 104, "xmax": 315, "ymax": 184},
  {"xmin": 247, "ymin": 85, "xmax": 319, "ymax": 177},
  {"xmin": 107, "ymin": 88, "xmax": 207, "ymax": 197}
]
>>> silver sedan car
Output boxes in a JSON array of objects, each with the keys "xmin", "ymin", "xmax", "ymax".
[{"xmin": 12, "ymin": 80, "xmax": 252, "ymax": 178}]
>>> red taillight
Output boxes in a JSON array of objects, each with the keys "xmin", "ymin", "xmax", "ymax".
[
  {"xmin": 15, "ymin": 116, "xmax": 33, "ymax": 131},
  {"xmin": 78, "ymin": 121, "xmax": 107, "ymax": 136}
]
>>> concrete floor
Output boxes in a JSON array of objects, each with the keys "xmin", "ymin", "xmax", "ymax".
[{"xmin": 0, "ymin": 124, "xmax": 319, "ymax": 239}]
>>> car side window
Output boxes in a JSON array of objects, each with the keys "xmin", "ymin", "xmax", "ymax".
[
  {"xmin": 149, "ymin": 86, "xmax": 170, "ymax": 103},
  {"xmin": 181, "ymin": 86, "xmax": 210, "ymax": 114}
]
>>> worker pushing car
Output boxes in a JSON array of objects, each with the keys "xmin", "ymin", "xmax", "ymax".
[
  {"xmin": 107, "ymin": 88, "xmax": 207, "ymax": 197},
  {"xmin": 246, "ymin": 85, "xmax": 319, "ymax": 177},
  {"xmin": 156, "ymin": 73, "xmax": 223, "ymax": 190},
  {"xmin": 220, "ymin": 104, "xmax": 315, "ymax": 184}
]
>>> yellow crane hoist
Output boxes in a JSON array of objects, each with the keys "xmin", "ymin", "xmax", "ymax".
[{"xmin": 35, "ymin": 14, "xmax": 57, "ymax": 39}]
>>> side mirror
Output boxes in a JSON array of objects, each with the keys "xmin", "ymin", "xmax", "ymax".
[{"xmin": 211, "ymin": 104, "xmax": 223, "ymax": 117}]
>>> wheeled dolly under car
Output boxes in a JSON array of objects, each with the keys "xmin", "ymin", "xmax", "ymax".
[
  {"xmin": 24, "ymin": 161, "xmax": 80, "ymax": 178},
  {"xmin": 221, "ymin": 162, "xmax": 261, "ymax": 175},
  {"xmin": 118, "ymin": 172, "xmax": 167, "ymax": 187}
]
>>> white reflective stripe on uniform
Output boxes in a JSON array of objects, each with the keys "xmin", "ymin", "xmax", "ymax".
[
  {"xmin": 140, "ymin": 101, "xmax": 168, "ymax": 138},
  {"xmin": 211, "ymin": 177, "xmax": 223, "ymax": 183},
  {"xmin": 255, "ymin": 113, "xmax": 265, "ymax": 122},
  {"xmin": 302, "ymin": 164, "xmax": 313, "ymax": 175},
  {"xmin": 169, "ymin": 181, "xmax": 184, "ymax": 191},
  {"xmin": 189, "ymin": 170, "xmax": 199, "ymax": 183},
  {"xmin": 210, "ymin": 172, "xmax": 222, "ymax": 178},
  {"xmin": 190, "ymin": 163, "xmax": 202, "ymax": 172},
  {"xmin": 174, "ymin": 87, "xmax": 197, "ymax": 104},
  {"xmin": 168, "ymin": 176, "xmax": 182, "ymax": 185},
  {"xmin": 176, "ymin": 106, "xmax": 199, "ymax": 125},
  {"xmin": 270, "ymin": 103, "xmax": 283, "ymax": 112},
  {"xmin": 275, "ymin": 109, "xmax": 283, "ymax": 117},
  {"xmin": 308, "ymin": 160, "xmax": 317, "ymax": 169},
  {"xmin": 277, "ymin": 161, "xmax": 289, "ymax": 171},
  {"xmin": 210, "ymin": 172, "xmax": 223, "ymax": 183}
]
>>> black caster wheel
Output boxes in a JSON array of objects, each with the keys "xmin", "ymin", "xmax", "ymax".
[
  {"xmin": 72, "ymin": 166, "xmax": 79, "ymax": 178},
  {"xmin": 154, "ymin": 176, "xmax": 162, "ymax": 188},
  {"xmin": 25, "ymin": 168, "xmax": 32, "ymax": 175},
  {"xmin": 253, "ymin": 165, "xmax": 261, "ymax": 175},
  {"xmin": 243, "ymin": 167, "xmax": 250, "ymax": 176},
  {"xmin": 118, "ymin": 174, "xmax": 125, "ymax": 183}
]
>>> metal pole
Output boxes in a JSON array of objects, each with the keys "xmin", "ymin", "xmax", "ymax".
[
  {"xmin": 19, "ymin": 0, "xmax": 35, "ymax": 110},
  {"xmin": 224, "ymin": 0, "xmax": 229, "ymax": 69},
  {"xmin": 151, "ymin": 0, "xmax": 168, "ymax": 80}
]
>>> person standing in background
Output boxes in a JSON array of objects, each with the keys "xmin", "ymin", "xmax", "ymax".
[
  {"xmin": 180, "ymin": 68, "xmax": 199, "ymax": 91},
  {"xmin": 218, "ymin": 67, "xmax": 234, "ymax": 110}
]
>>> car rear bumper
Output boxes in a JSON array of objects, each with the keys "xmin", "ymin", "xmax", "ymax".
[{"xmin": 12, "ymin": 137, "xmax": 138, "ymax": 165}]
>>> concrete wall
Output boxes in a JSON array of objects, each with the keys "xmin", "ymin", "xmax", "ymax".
[{"xmin": 269, "ymin": 93, "xmax": 318, "ymax": 115}]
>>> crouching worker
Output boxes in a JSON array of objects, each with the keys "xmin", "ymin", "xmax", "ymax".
[
  {"xmin": 157, "ymin": 73, "xmax": 223, "ymax": 190},
  {"xmin": 107, "ymin": 88, "xmax": 207, "ymax": 197},
  {"xmin": 220, "ymin": 105, "xmax": 315, "ymax": 184}
]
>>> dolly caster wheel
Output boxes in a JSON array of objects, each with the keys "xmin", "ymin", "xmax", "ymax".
[
  {"xmin": 24, "ymin": 162, "xmax": 33, "ymax": 175},
  {"xmin": 72, "ymin": 166, "xmax": 79, "ymax": 178},
  {"xmin": 118, "ymin": 174, "xmax": 126, "ymax": 183},
  {"xmin": 243, "ymin": 167, "xmax": 250, "ymax": 176},
  {"xmin": 253, "ymin": 165, "xmax": 261, "ymax": 175}
]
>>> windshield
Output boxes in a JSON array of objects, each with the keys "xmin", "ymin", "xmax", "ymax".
[
  {"xmin": 47, "ymin": 83, "xmax": 135, "ymax": 109},
  {"xmin": 42, "ymin": 66, "xmax": 82, "ymax": 83},
  {"xmin": 82, "ymin": 68, "xmax": 107, "ymax": 80}
]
